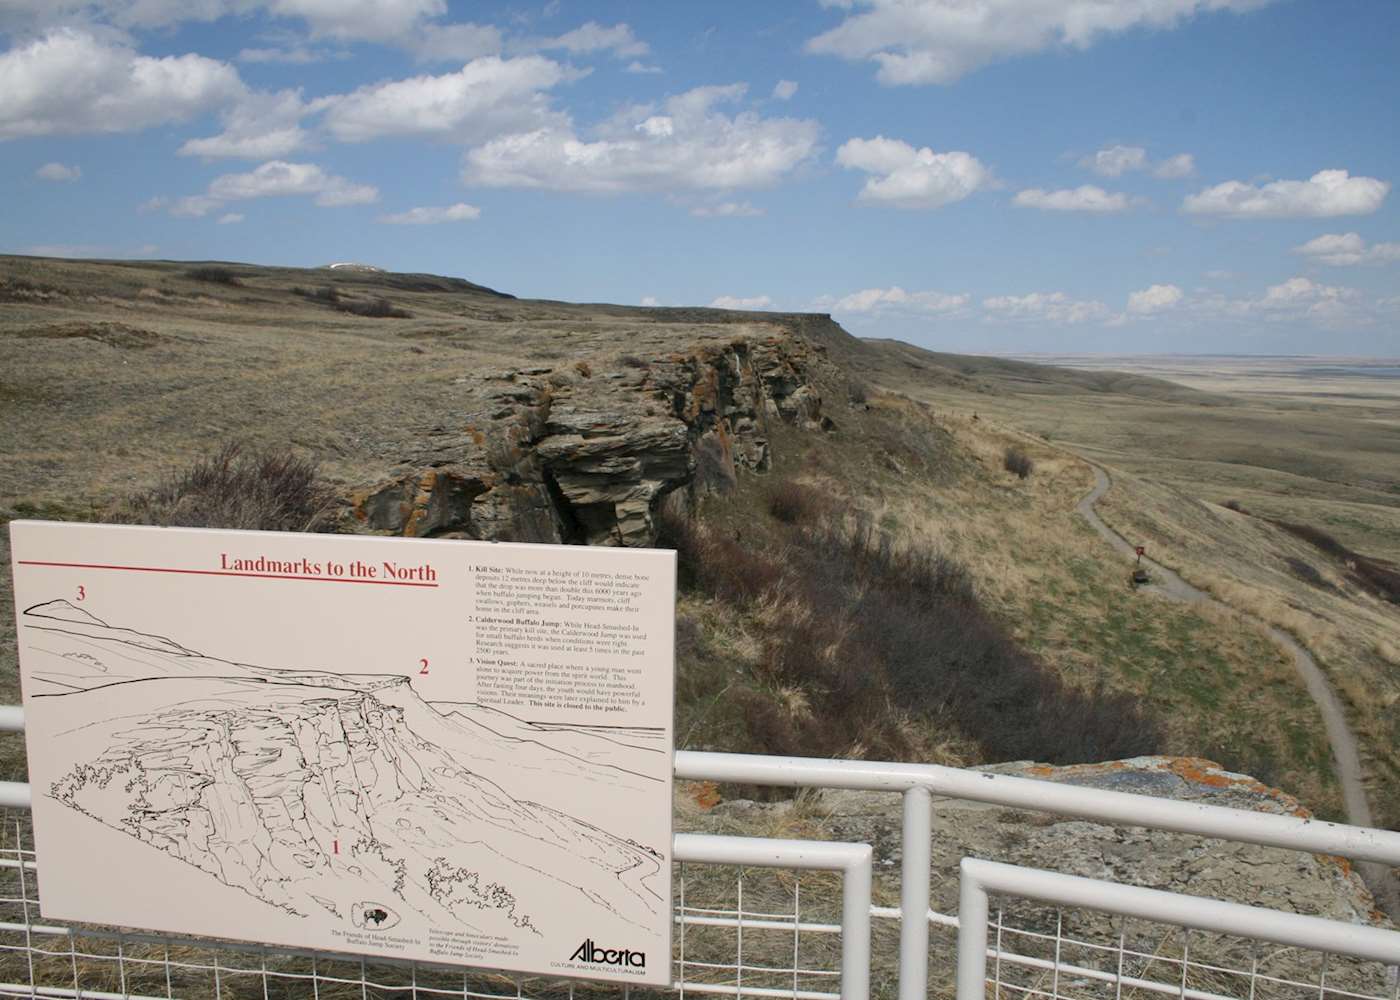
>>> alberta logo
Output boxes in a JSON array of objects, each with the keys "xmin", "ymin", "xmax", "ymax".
[{"xmin": 569, "ymin": 939, "xmax": 647, "ymax": 968}]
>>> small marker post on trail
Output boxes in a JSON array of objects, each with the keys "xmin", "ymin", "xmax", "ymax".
[{"xmin": 1134, "ymin": 545, "xmax": 1145, "ymax": 566}]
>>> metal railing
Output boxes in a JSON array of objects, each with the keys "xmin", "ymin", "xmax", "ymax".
[{"xmin": 2, "ymin": 709, "xmax": 1399, "ymax": 1000}]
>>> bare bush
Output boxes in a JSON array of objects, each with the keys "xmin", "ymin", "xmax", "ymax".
[
  {"xmin": 1003, "ymin": 446, "xmax": 1034, "ymax": 479},
  {"xmin": 184, "ymin": 266, "xmax": 242, "ymax": 286},
  {"xmin": 110, "ymin": 442, "xmax": 338, "ymax": 532},
  {"xmin": 765, "ymin": 478, "xmax": 824, "ymax": 525}
]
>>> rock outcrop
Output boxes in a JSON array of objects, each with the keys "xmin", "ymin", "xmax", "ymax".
[{"xmin": 353, "ymin": 333, "xmax": 832, "ymax": 546}]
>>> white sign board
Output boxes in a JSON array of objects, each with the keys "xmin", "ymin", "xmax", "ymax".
[{"xmin": 9, "ymin": 521, "xmax": 676, "ymax": 986}]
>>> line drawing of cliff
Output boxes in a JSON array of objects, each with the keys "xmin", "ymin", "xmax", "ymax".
[{"xmin": 21, "ymin": 599, "xmax": 668, "ymax": 942}]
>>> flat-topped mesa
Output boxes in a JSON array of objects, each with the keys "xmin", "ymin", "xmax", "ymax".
[{"xmin": 352, "ymin": 331, "xmax": 831, "ymax": 546}]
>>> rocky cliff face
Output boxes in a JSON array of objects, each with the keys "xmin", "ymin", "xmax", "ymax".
[{"xmin": 352, "ymin": 330, "xmax": 834, "ymax": 546}]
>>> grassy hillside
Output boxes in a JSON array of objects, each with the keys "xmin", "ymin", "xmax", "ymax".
[{"xmin": 0, "ymin": 255, "xmax": 1371, "ymax": 827}]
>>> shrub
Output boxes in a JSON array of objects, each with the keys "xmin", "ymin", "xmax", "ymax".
[
  {"xmin": 846, "ymin": 379, "xmax": 870, "ymax": 406},
  {"xmin": 1272, "ymin": 518, "xmax": 1400, "ymax": 604},
  {"xmin": 1284, "ymin": 556, "xmax": 1330, "ymax": 590},
  {"xmin": 342, "ymin": 295, "xmax": 411, "ymax": 318},
  {"xmin": 1223, "ymin": 499, "xmax": 1246, "ymax": 513},
  {"xmin": 110, "ymin": 442, "xmax": 337, "ymax": 532},
  {"xmin": 665, "ymin": 505, "xmax": 1163, "ymax": 766},
  {"xmin": 184, "ymin": 266, "xmax": 242, "ymax": 286},
  {"xmin": 765, "ymin": 478, "xmax": 824, "ymax": 525},
  {"xmin": 1003, "ymin": 446, "xmax": 1034, "ymax": 479},
  {"xmin": 293, "ymin": 285, "xmax": 340, "ymax": 304}
]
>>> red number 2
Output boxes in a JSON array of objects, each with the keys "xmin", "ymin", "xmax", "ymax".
[{"xmin": 419, "ymin": 658, "xmax": 429, "ymax": 675}]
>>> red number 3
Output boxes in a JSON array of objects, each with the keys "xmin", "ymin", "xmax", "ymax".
[{"xmin": 76, "ymin": 585, "xmax": 86, "ymax": 602}]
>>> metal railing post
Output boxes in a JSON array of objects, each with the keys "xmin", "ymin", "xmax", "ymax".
[
  {"xmin": 900, "ymin": 786, "xmax": 931, "ymax": 1000},
  {"xmin": 955, "ymin": 864, "xmax": 991, "ymax": 1000}
]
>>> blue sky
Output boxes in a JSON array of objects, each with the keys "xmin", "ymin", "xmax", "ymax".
[{"xmin": 3, "ymin": 0, "xmax": 1398, "ymax": 355}]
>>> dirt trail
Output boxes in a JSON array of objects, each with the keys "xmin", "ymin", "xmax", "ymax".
[{"xmin": 1077, "ymin": 464, "xmax": 1399, "ymax": 917}]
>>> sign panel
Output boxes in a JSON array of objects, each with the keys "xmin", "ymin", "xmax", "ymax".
[{"xmin": 9, "ymin": 521, "xmax": 676, "ymax": 985}]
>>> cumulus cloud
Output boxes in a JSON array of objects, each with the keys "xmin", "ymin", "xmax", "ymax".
[
  {"xmin": 532, "ymin": 21, "xmax": 647, "ymax": 59},
  {"xmin": 983, "ymin": 291, "xmax": 1111, "ymax": 324},
  {"xmin": 625, "ymin": 61, "xmax": 662, "ymax": 74},
  {"xmin": 836, "ymin": 135, "xmax": 992, "ymax": 209},
  {"xmin": 816, "ymin": 286, "xmax": 969, "ymax": 315},
  {"xmin": 0, "ymin": 28, "xmax": 245, "ymax": 140},
  {"xmin": 1183, "ymin": 169, "xmax": 1389, "ymax": 218},
  {"xmin": 709, "ymin": 294, "xmax": 774, "ymax": 310},
  {"xmin": 1190, "ymin": 275, "xmax": 1365, "ymax": 327},
  {"xmin": 35, "ymin": 162, "xmax": 81, "ymax": 181},
  {"xmin": 639, "ymin": 296, "xmax": 661, "ymax": 306},
  {"xmin": 463, "ymin": 84, "xmax": 820, "ymax": 193},
  {"xmin": 807, "ymin": 0, "xmax": 1274, "ymax": 85},
  {"xmin": 321, "ymin": 55, "xmax": 570, "ymax": 143},
  {"xmin": 1080, "ymin": 144, "xmax": 1195, "ymax": 179},
  {"xmin": 1152, "ymin": 152, "xmax": 1195, "ymax": 178},
  {"xmin": 1126, "ymin": 283, "xmax": 1183, "ymax": 313},
  {"xmin": 409, "ymin": 22, "xmax": 503, "ymax": 62},
  {"xmin": 378, "ymin": 203, "xmax": 481, "ymax": 224},
  {"xmin": 162, "ymin": 160, "xmax": 378, "ymax": 217},
  {"xmin": 772, "ymin": 79, "xmax": 798, "ymax": 100},
  {"xmin": 690, "ymin": 200, "xmax": 764, "ymax": 217},
  {"xmin": 1013, "ymin": 185, "xmax": 1132, "ymax": 212},
  {"xmin": 179, "ymin": 88, "xmax": 311, "ymax": 159},
  {"xmin": 1292, "ymin": 232, "xmax": 1400, "ymax": 267},
  {"xmin": 1083, "ymin": 145, "xmax": 1148, "ymax": 177},
  {"xmin": 269, "ymin": 0, "xmax": 446, "ymax": 41},
  {"xmin": 217, "ymin": 212, "xmax": 244, "ymax": 224}
]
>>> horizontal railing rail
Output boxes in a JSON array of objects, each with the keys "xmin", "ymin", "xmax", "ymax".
[{"xmin": 3, "ymin": 707, "xmax": 1399, "ymax": 1000}]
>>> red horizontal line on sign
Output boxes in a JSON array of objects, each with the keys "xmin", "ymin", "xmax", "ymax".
[{"xmin": 16, "ymin": 560, "xmax": 439, "ymax": 588}]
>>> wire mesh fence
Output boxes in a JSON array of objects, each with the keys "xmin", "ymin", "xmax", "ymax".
[{"xmin": 2, "ymin": 809, "xmax": 1397, "ymax": 1000}]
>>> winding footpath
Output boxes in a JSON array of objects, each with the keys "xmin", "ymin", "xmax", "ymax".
[{"xmin": 1077, "ymin": 465, "xmax": 1398, "ymax": 916}]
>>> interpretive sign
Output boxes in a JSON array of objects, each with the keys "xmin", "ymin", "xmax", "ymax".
[{"xmin": 9, "ymin": 521, "xmax": 676, "ymax": 985}]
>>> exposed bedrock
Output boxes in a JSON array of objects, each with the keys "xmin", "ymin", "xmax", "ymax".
[{"xmin": 352, "ymin": 334, "xmax": 831, "ymax": 546}]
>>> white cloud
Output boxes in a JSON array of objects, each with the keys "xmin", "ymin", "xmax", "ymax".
[
  {"xmin": 1127, "ymin": 283, "xmax": 1183, "ymax": 313},
  {"xmin": 1190, "ymin": 275, "xmax": 1365, "ymax": 327},
  {"xmin": 690, "ymin": 201, "xmax": 764, "ymax": 217},
  {"xmin": 836, "ymin": 135, "xmax": 991, "ymax": 209},
  {"xmin": 1152, "ymin": 152, "xmax": 1195, "ymax": 178},
  {"xmin": 1, "ymin": 0, "xmax": 446, "ymax": 39},
  {"xmin": 463, "ymin": 84, "xmax": 820, "ymax": 193},
  {"xmin": 409, "ymin": 22, "xmax": 503, "ymax": 62},
  {"xmin": 1183, "ymin": 169, "xmax": 1389, "ymax": 218},
  {"xmin": 36, "ymin": 162, "xmax": 81, "ymax": 181},
  {"xmin": 624, "ymin": 61, "xmax": 662, "ymax": 74},
  {"xmin": 983, "ymin": 291, "xmax": 1112, "ymax": 324},
  {"xmin": 162, "ymin": 160, "xmax": 377, "ymax": 217},
  {"xmin": 179, "ymin": 88, "xmax": 311, "ymax": 159},
  {"xmin": 1014, "ymin": 185, "xmax": 1132, "ymax": 212},
  {"xmin": 217, "ymin": 212, "xmax": 244, "ymax": 224},
  {"xmin": 208, "ymin": 160, "xmax": 377, "ymax": 205},
  {"xmin": 709, "ymin": 294, "xmax": 774, "ymax": 310},
  {"xmin": 817, "ymin": 286, "xmax": 969, "ymax": 314},
  {"xmin": 321, "ymin": 55, "xmax": 570, "ymax": 143},
  {"xmin": 807, "ymin": 0, "xmax": 1274, "ymax": 85},
  {"xmin": 0, "ymin": 28, "xmax": 245, "ymax": 140},
  {"xmin": 268, "ymin": 0, "xmax": 446, "ymax": 41},
  {"xmin": 1081, "ymin": 144, "xmax": 1194, "ymax": 178},
  {"xmin": 237, "ymin": 46, "xmax": 330, "ymax": 64},
  {"xmin": 532, "ymin": 21, "xmax": 647, "ymax": 59},
  {"xmin": 772, "ymin": 79, "xmax": 798, "ymax": 100},
  {"xmin": 378, "ymin": 202, "xmax": 482, "ymax": 224},
  {"xmin": 1292, "ymin": 232, "xmax": 1400, "ymax": 267},
  {"xmin": 640, "ymin": 296, "xmax": 661, "ymax": 307},
  {"xmin": 1083, "ymin": 145, "xmax": 1148, "ymax": 177}
]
